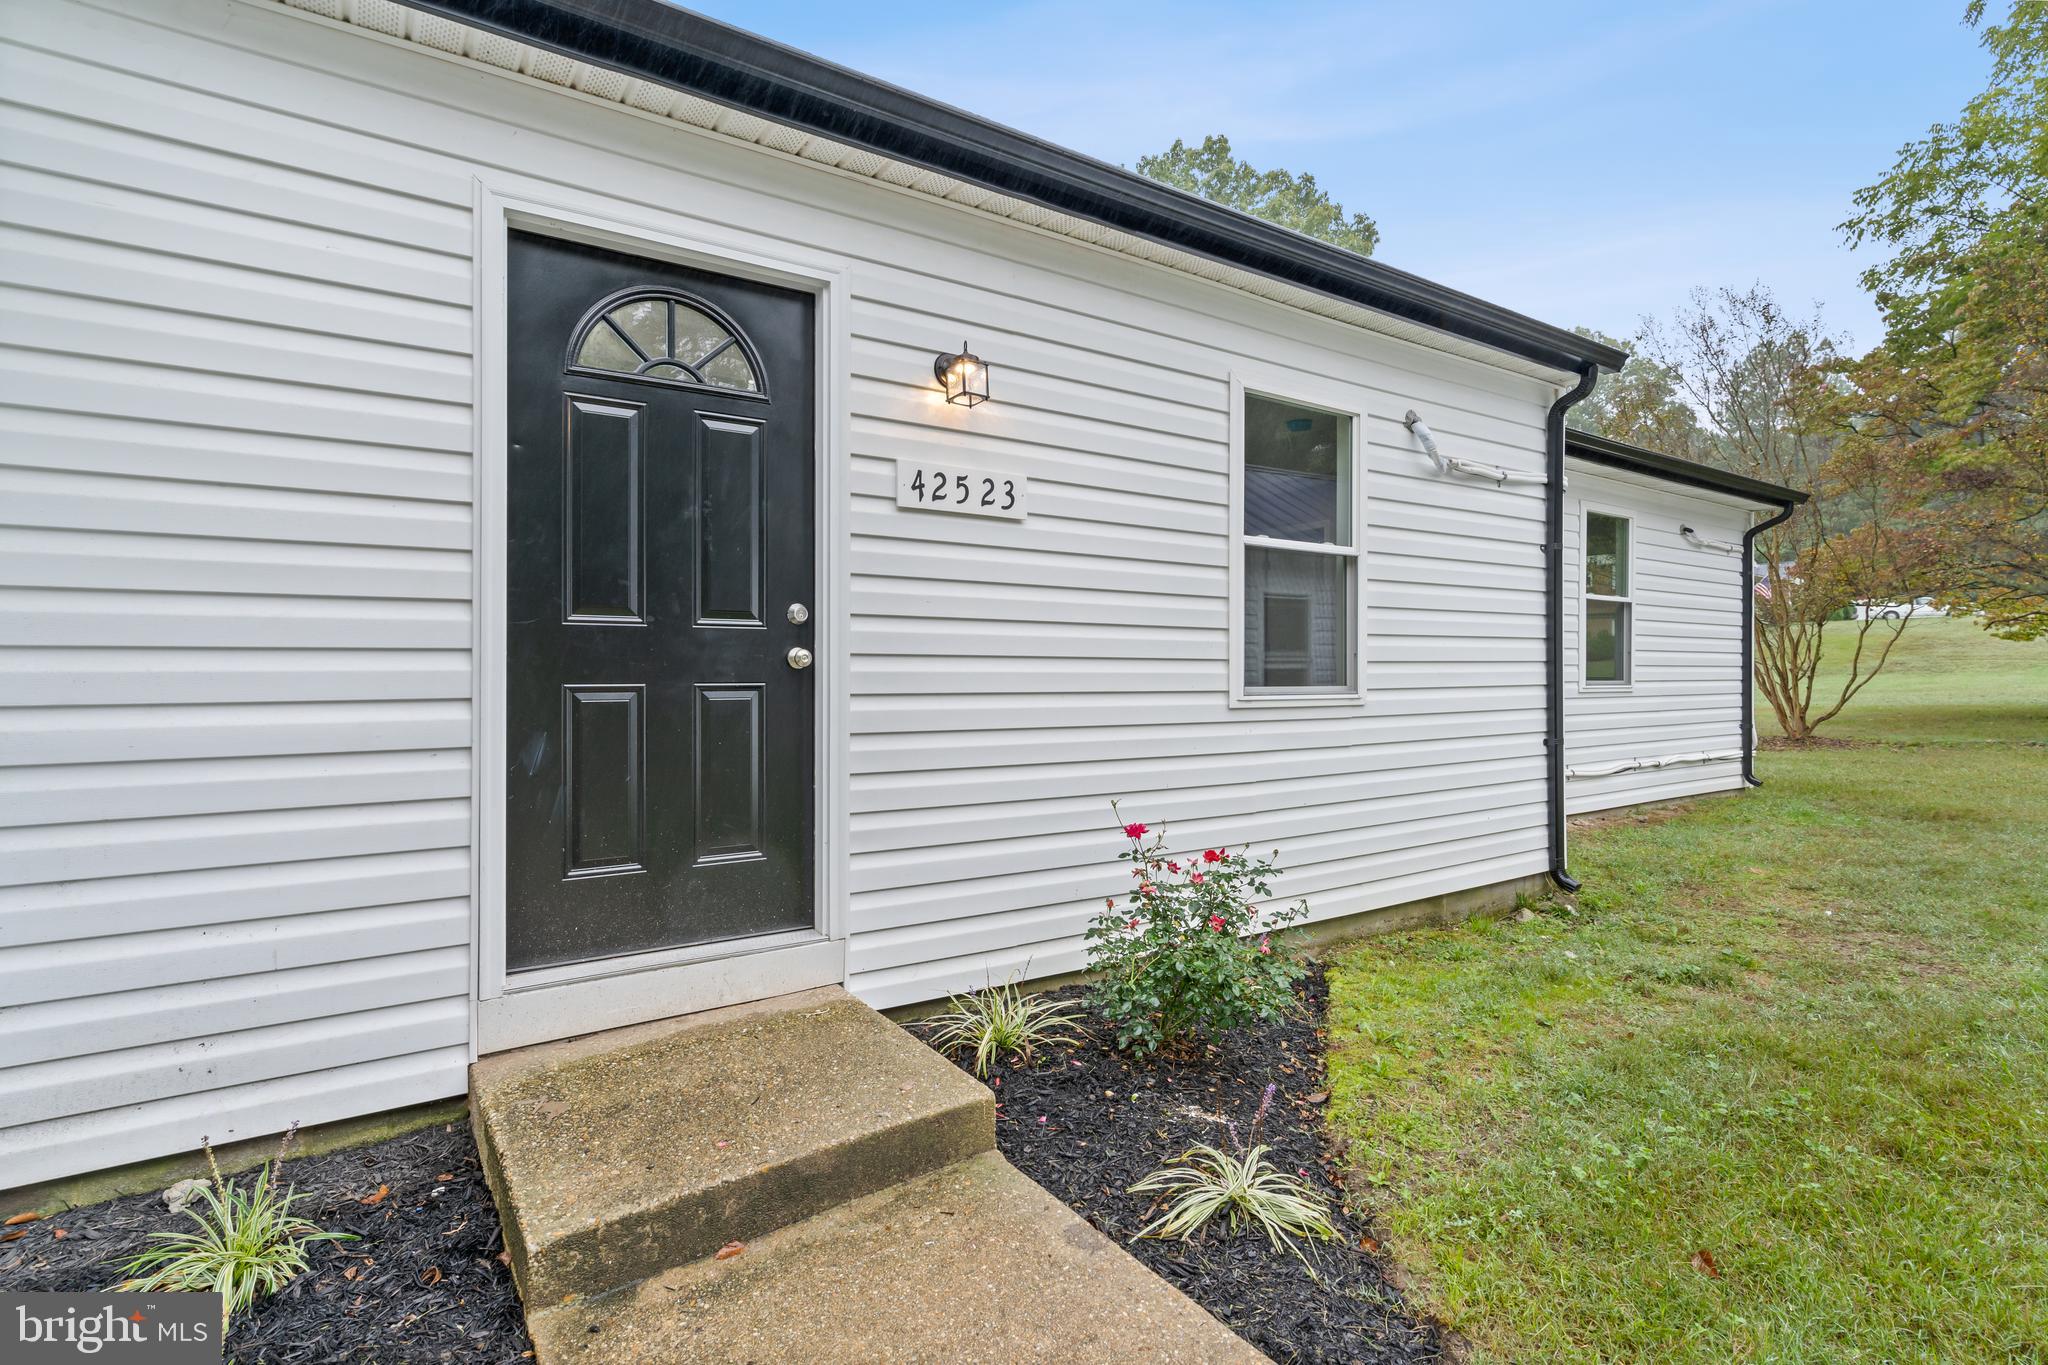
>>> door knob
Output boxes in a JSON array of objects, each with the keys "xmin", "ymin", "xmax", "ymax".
[{"xmin": 787, "ymin": 646, "xmax": 813, "ymax": 670}]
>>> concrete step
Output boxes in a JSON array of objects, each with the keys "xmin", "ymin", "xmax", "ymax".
[
  {"xmin": 472, "ymin": 987, "xmax": 993, "ymax": 1308},
  {"xmin": 527, "ymin": 1150, "xmax": 1267, "ymax": 1364}
]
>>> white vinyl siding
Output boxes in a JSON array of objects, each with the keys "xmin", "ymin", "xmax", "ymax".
[
  {"xmin": 1562, "ymin": 460, "xmax": 1765, "ymax": 813},
  {"xmin": 2, "ymin": 0, "xmax": 1568, "ymax": 1183}
]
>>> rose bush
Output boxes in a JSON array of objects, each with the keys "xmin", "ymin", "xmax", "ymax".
[{"xmin": 1083, "ymin": 812, "xmax": 1308, "ymax": 1056}]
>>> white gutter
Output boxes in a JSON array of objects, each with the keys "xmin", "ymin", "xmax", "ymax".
[
  {"xmin": 1566, "ymin": 749, "xmax": 1744, "ymax": 780},
  {"xmin": 1404, "ymin": 411, "xmax": 1551, "ymax": 487}
]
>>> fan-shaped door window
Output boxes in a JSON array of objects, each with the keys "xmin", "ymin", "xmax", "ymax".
[{"xmin": 569, "ymin": 290, "xmax": 763, "ymax": 395}]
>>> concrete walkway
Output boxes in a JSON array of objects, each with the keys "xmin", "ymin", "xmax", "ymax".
[{"xmin": 473, "ymin": 988, "xmax": 1262, "ymax": 1363}]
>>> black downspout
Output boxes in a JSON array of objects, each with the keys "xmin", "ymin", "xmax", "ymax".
[
  {"xmin": 1545, "ymin": 366, "xmax": 1600, "ymax": 893},
  {"xmin": 1739, "ymin": 501, "xmax": 1800, "ymax": 786}
]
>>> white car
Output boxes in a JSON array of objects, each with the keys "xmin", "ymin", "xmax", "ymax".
[{"xmin": 1859, "ymin": 597, "xmax": 1946, "ymax": 621}]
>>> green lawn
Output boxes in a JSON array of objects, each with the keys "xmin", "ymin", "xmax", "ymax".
[
  {"xmin": 1758, "ymin": 614, "xmax": 2048, "ymax": 743},
  {"xmin": 1328, "ymin": 622, "xmax": 2048, "ymax": 1362}
]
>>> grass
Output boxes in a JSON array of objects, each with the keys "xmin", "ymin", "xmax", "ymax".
[
  {"xmin": 1758, "ymin": 614, "xmax": 2048, "ymax": 743},
  {"xmin": 1328, "ymin": 622, "xmax": 2048, "ymax": 1362}
]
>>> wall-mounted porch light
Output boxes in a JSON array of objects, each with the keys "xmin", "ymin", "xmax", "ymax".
[{"xmin": 934, "ymin": 342, "xmax": 990, "ymax": 407}]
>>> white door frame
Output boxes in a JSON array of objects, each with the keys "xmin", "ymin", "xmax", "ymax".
[{"xmin": 469, "ymin": 177, "xmax": 851, "ymax": 1054}]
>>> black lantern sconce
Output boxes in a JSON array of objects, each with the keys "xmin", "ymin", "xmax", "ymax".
[{"xmin": 934, "ymin": 341, "xmax": 990, "ymax": 407}]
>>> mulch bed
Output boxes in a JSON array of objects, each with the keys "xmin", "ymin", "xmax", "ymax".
[
  {"xmin": 924, "ymin": 963, "xmax": 1444, "ymax": 1364},
  {"xmin": 2, "ymin": 1120, "xmax": 530, "ymax": 1363},
  {"xmin": 6, "ymin": 970, "xmax": 1437, "ymax": 1363}
]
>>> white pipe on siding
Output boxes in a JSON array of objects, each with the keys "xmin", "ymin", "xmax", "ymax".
[
  {"xmin": 1403, "ymin": 410, "xmax": 1551, "ymax": 488},
  {"xmin": 1680, "ymin": 525, "xmax": 1742, "ymax": 554},
  {"xmin": 1566, "ymin": 749, "xmax": 1744, "ymax": 780}
]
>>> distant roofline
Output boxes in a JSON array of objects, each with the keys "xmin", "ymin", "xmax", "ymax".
[
  {"xmin": 1566, "ymin": 429, "xmax": 1807, "ymax": 506},
  {"xmin": 405, "ymin": 0, "xmax": 1630, "ymax": 377}
]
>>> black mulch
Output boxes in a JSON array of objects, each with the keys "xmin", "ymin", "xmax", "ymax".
[
  {"xmin": 926, "ymin": 963, "xmax": 1445, "ymax": 1365},
  {"xmin": 2, "ymin": 1120, "xmax": 530, "ymax": 1363}
]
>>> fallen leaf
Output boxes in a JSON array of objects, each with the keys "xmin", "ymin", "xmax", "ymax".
[
  {"xmin": 436, "ymin": 1174, "xmax": 454, "ymax": 1183},
  {"xmin": 1, "ymin": 1230, "xmax": 25, "ymax": 1243},
  {"xmin": 421, "ymin": 1266, "xmax": 443, "ymax": 1286},
  {"xmin": 359, "ymin": 1185, "xmax": 390, "ymax": 1206},
  {"xmin": 714, "ymin": 1241, "xmax": 745, "ymax": 1261},
  {"xmin": 343, "ymin": 1266, "xmax": 359, "ymax": 1281},
  {"xmin": 1360, "ymin": 1235, "xmax": 1381, "ymax": 1254},
  {"xmin": 495, "ymin": 1250, "xmax": 511, "ymax": 1267},
  {"xmin": 50, "ymin": 1228, "xmax": 67, "ymax": 1240},
  {"xmin": 4, "ymin": 1212, "xmax": 42, "ymax": 1227},
  {"xmin": 1691, "ymin": 1249, "xmax": 1722, "ymax": 1279},
  {"xmin": 1304, "ymin": 1091, "xmax": 1330, "ymax": 1105}
]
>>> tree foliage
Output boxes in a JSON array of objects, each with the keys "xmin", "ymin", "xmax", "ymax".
[
  {"xmin": 1136, "ymin": 135, "xmax": 1380, "ymax": 256},
  {"xmin": 1568, "ymin": 325, "xmax": 1716, "ymax": 462},
  {"xmin": 1838, "ymin": 0, "xmax": 2048, "ymax": 638}
]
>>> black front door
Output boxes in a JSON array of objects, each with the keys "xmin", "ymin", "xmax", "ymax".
[{"xmin": 505, "ymin": 232, "xmax": 815, "ymax": 973}]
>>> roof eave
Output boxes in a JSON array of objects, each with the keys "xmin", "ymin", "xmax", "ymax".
[
  {"xmin": 402, "ymin": 0, "xmax": 1628, "ymax": 377},
  {"xmin": 1566, "ymin": 429, "xmax": 1808, "ymax": 506}
]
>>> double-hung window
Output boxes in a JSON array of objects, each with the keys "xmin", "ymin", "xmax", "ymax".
[
  {"xmin": 1584, "ymin": 510, "xmax": 1632, "ymax": 684},
  {"xmin": 1233, "ymin": 385, "xmax": 1364, "ymax": 702}
]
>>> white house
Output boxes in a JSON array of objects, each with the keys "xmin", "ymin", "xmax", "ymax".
[{"xmin": 0, "ymin": 0, "xmax": 1801, "ymax": 1188}]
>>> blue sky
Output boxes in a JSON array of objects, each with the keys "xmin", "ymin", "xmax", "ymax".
[{"xmin": 684, "ymin": 1, "xmax": 1992, "ymax": 354}]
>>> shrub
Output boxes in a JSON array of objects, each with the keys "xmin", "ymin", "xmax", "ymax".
[
  {"xmin": 922, "ymin": 977, "xmax": 1088, "ymax": 1077},
  {"xmin": 117, "ymin": 1132, "xmax": 351, "ymax": 1342},
  {"xmin": 1129, "ymin": 1141, "xmax": 1337, "ymax": 1260},
  {"xmin": 1083, "ymin": 810, "xmax": 1307, "ymax": 1056}
]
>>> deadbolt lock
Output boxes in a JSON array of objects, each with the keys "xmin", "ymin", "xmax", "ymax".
[{"xmin": 786, "ymin": 603, "xmax": 810, "ymax": 625}]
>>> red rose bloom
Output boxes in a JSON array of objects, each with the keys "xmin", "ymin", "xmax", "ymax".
[
  {"xmin": 1139, "ymin": 883, "xmax": 1157, "ymax": 897},
  {"xmin": 1127, "ymin": 918, "xmax": 1140, "ymax": 930},
  {"xmin": 1190, "ymin": 872, "xmax": 1204, "ymax": 885},
  {"xmin": 1166, "ymin": 861, "xmax": 1180, "ymax": 873},
  {"xmin": 1203, "ymin": 848, "xmax": 1225, "ymax": 864},
  {"xmin": 1207, "ymin": 915, "xmax": 1226, "ymax": 932},
  {"xmin": 1123, "ymin": 823, "xmax": 1148, "ymax": 839}
]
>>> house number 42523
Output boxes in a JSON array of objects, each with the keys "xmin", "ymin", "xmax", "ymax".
[{"xmin": 894, "ymin": 461, "xmax": 1028, "ymax": 521}]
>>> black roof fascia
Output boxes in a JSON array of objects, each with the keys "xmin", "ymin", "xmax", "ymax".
[
  {"xmin": 1566, "ymin": 429, "xmax": 1807, "ymax": 506},
  {"xmin": 400, "ymin": 0, "xmax": 1628, "ymax": 377}
]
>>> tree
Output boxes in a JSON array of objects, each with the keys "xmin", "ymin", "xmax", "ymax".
[
  {"xmin": 1634, "ymin": 287, "xmax": 1931, "ymax": 741},
  {"xmin": 1839, "ymin": 0, "xmax": 2048, "ymax": 638},
  {"xmin": 1136, "ymin": 135, "xmax": 1379, "ymax": 256},
  {"xmin": 1567, "ymin": 326, "xmax": 1717, "ymax": 462}
]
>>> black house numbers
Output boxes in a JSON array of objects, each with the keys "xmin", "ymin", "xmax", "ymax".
[{"xmin": 895, "ymin": 459, "xmax": 1028, "ymax": 520}]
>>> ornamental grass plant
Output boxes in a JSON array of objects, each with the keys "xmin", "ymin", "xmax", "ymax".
[
  {"xmin": 117, "ymin": 1128, "xmax": 352, "ymax": 1343},
  {"xmin": 922, "ymin": 976, "xmax": 1089, "ymax": 1077}
]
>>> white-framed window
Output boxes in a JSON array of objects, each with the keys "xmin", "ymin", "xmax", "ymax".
[
  {"xmin": 1583, "ymin": 508, "xmax": 1632, "ymax": 685},
  {"xmin": 1228, "ymin": 376, "xmax": 1367, "ymax": 706}
]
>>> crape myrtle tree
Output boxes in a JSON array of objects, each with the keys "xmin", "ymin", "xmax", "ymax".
[
  {"xmin": 1136, "ymin": 135, "xmax": 1380, "ymax": 256},
  {"xmin": 1838, "ymin": 0, "xmax": 2048, "ymax": 639},
  {"xmin": 1611, "ymin": 287, "xmax": 1934, "ymax": 741}
]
